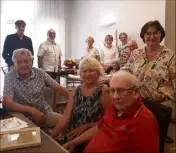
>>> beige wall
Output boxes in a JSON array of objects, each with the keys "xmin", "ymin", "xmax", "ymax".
[{"xmin": 165, "ymin": 0, "xmax": 175, "ymax": 52}]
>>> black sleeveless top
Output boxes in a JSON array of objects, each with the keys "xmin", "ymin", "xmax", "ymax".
[{"xmin": 66, "ymin": 84, "xmax": 104, "ymax": 132}]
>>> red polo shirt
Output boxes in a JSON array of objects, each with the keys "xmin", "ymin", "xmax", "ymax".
[{"xmin": 84, "ymin": 98, "xmax": 159, "ymax": 153}]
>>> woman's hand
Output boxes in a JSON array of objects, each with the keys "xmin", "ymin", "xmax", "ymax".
[{"xmin": 66, "ymin": 124, "xmax": 88, "ymax": 140}]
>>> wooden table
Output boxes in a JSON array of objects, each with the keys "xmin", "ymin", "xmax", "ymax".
[{"xmin": 1, "ymin": 113, "xmax": 68, "ymax": 153}]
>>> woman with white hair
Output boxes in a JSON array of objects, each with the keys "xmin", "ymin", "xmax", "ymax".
[
  {"xmin": 99, "ymin": 59, "xmax": 121, "ymax": 85},
  {"xmin": 52, "ymin": 57, "xmax": 112, "ymax": 143}
]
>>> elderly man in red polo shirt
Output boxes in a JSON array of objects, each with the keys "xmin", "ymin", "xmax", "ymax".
[{"xmin": 63, "ymin": 70, "xmax": 159, "ymax": 153}]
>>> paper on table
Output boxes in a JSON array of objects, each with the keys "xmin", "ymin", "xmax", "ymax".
[{"xmin": 0, "ymin": 117, "xmax": 28, "ymax": 132}]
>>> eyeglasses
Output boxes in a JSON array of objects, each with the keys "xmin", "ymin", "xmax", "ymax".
[
  {"xmin": 49, "ymin": 32, "xmax": 56, "ymax": 35},
  {"xmin": 144, "ymin": 31, "xmax": 160, "ymax": 38},
  {"xmin": 108, "ymin": 86, "xmax": 135, "ymax": 95}
]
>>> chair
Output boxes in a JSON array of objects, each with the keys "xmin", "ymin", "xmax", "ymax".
[
  {"xmin": 1, "ymin": 65, "xmax": 8, "ymax": 75},
  {"xmin": 142, "ymin": 99, "xmax": 172, "ymax": 153}
]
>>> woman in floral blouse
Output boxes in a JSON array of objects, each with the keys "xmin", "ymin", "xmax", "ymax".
[{"xmin": 123, "ymin": 20, "xmax": 175, "ymax": 108}]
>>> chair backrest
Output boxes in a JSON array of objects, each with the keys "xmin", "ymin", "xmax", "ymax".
[
  {"xmin": 1, "ymin": 66, "xmax": 8, "ymax": 75},
  {"xmin": 142, "ymin": 99, "xmax": 172, "ymax": 153}
]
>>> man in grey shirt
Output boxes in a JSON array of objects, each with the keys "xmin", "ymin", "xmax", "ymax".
[{"xmin": 3, "ymin": 48, "xmax": 70, "ymax": 127}]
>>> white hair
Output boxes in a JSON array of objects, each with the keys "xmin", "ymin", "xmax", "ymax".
[
  {"xmin": 79, "ymin": 57, "xmax": 104, "ymax": 77},
  {"xmin": 12, "ymin": 48, "xmax": 33, "ymax": 63},
  {"xmin": 110, "ymin": 70, "xmax": 139, "ymax": 88},
  {"xmin": 111, "ymin": 58, "xmax": 121, "ymax": 67},
  {"xmin": 47, "ymin": 29, "xmax": 56, "ymax": 36}
]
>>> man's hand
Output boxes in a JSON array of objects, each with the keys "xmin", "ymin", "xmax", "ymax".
[
  {"xmin": 63, "ymin": 141, "xmax": 77, "ymax": 152},
  {"xmin": 30, "ymin": 108, "xmax": 46, "ymax": 126},
  {"xmin": 66, "ymin": 124, "xmax": 88, "ymax": 140}
]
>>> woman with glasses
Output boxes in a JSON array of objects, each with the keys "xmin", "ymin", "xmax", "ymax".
[{"xmin": 123, "ymin": 20, "xmax": 175, "ymax": 108}]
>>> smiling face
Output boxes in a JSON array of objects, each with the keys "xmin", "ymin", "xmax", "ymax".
[
  {"xmin": 144, "ymin": 26, "xmax": 161, "ymax": 47},
  {"xmin": 79, "ymin": 58, "xmax": 102, "ymax": 85},
  {"xmin": 86, "ymin": 38, "xmax": 94, "ymax": 48},
  {"xmin": 105, "ymin": 36, "xmax": 113, "ymax": 48},
  {"xmin": 14, "ymin": 54, "xmax": 32, "ymax": 77},
  {"xmin": 48, "ymin": 29, "xmax": 56, "ymax": 41},
  {"xmin": 119, "ymin": 35, "xmax": 128, "ymax": 45},
  {"xmin": 82, "ymin": 69, "xmax": 99, "ymax": 84}
]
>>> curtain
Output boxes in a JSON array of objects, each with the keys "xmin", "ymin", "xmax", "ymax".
[
  {"xmin": 0, "ymin": 0, "xmax": 66, "ymax": 93},
  {"xmin": 33, "ymin": 0, "xmax": 65, "ymax": 66}
]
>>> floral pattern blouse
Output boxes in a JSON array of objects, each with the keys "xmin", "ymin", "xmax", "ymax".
[
  {"xmin": 118, "ymin": 44, "xmax": 130, "ymax": 67},
  {"xmin": 123, "ymin": 46, "xmax": 175, "ymax": 106}
]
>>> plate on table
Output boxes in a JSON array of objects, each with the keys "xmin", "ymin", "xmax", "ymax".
[
  {"xmin": 104, "ymin": 74, "xmax": 112, "ymax": 78},
  {"xmin": 68, "ymin": 74, "xmax": 80, "ymax": 79}
]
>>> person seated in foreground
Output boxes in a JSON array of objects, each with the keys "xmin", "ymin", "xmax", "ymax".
[
  {"xmin": 63, "ymin": 70, "xmax": 159, "ymax": 153},
  {"xmin": 3, "ymin": 48, "xmax": 70, "ymax": 128},
  {"xmin": 52, "ymin": 57, "xmax": 112, "ymax": 143}
]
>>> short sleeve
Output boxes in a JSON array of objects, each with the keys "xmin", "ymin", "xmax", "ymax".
[
  {"xmin": 37, "ymin": 43, "xmax": 45, "ymax": 57},
  {"xmin": 44, "ymin": 72, "xmax": 57, "ymax": 89},
  {"xmin": 59, "ymin": 46, "xmax": 63, "ymax": 56},
  {"xmin": 3, "ymin": 74, "xmax": 14, "ymax": 98}
]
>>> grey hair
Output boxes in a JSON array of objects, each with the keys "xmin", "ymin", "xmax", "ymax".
[
  {"xmin": 111, "ymin": 58, "xmax": 121, "ymax": 67},
  {"xmin": 79, "ymin": 57, "xmax": 104, "ymax": 78},
  {"xmin": 110, "ymin": 70, "xmax": 139, "ymax": 88},
  {"xmin": 47, "ymin": 29, "xmax": 55, "ymax": 36},
  {"xmin": 12, "ymin": 48, "xmax": 33, "ymax": 63}
]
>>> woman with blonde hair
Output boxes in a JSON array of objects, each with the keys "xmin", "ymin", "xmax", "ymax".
[
  {"xmin": 84, "ymin": 36, "xmax": 100, "ymax": 61},
  {"xmin": 52, "ymin": 57, "xmax": 112, "ymax": 144}
]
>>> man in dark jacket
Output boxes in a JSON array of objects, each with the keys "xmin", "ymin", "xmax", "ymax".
[{"xmin": 2, "ymin": 20, "xmax": 34, "ymax": 69}]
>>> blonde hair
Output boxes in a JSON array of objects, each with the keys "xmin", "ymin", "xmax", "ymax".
[
  {"xmin": 85, "ymin": 36, "xmax": 94, "ymax": 43},
  {"xmin": 79, "ymin": 57, "xmax": 103, "ymax": 78}
]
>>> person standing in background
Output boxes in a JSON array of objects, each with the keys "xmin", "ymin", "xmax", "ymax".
[
  {"xmin": 38, "ymin": 29, "xmax": 63, "ymax": 73},
  {"xmin": 84, "ymin": 36, "xmax": 100, "ymax": 61},
  {"xmin": 2, "ymin": 20, "xmax": 34, "ymax": 70},
  {"xmin": 118, "ymin": 32, "xmax": 129, "ymax": 67},
  {"xmin": 100, "ymin": 35, "xmax": 119, "ymax": 72}
]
